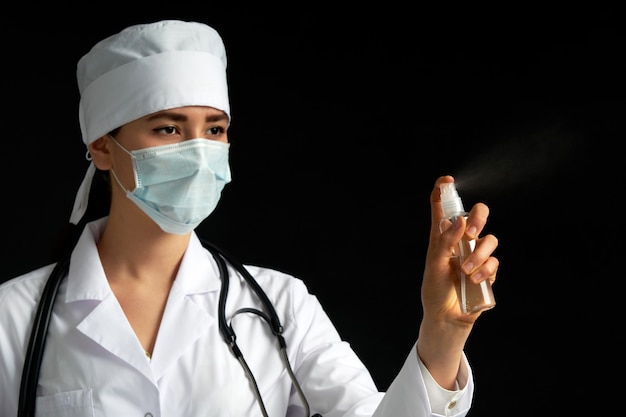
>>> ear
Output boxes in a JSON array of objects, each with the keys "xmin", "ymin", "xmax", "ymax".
[{"xmin": 88, "ymin": 136, "xmax": 113, "ymax": 170}]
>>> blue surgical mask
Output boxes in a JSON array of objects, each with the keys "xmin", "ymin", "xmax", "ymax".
[{"xmin": 109, "ymin": 136, "xmax": 231, "ymax": 234}]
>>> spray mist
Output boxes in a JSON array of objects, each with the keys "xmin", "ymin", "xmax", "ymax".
[{"xmin": 440, "ymin": 182, "xmax": 495, "ymax": 314}]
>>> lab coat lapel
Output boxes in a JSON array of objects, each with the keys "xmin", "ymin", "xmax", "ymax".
[
  {"xmin": 149, "ymin": 233, "xmax": 220, "ymax": 381},
  {"xmin": 149, "ymin": 279, "xmax": 214, "ymax": 380},
  {"xmin": 76, "ymin": 293, "xmax": 156, "ymax": 385}
]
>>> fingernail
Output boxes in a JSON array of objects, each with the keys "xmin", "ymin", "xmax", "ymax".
[{"xmin": 467, "ymin": 225, "xmax": 477, "ymax": 238}]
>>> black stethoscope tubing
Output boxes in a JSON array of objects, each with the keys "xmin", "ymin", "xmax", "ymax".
[
  {"xmin": 18, "ymin": 240, "xmax": 320, "ymax": 417},
  {"xmin": 18, "ymin": 256, "xmax": 69, "ymax": 417}
]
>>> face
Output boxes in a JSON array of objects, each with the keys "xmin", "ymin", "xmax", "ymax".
[{"xmin": 90, "ymin": 105, "xmax": 229, "ymax": 190}]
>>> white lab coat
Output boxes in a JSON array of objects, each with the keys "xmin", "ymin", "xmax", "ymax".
[{"xmin": 0, "ymin": 217, "xmax": 474, "ymax": 417}]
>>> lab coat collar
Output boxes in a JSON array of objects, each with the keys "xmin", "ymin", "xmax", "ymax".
[
  {"xmin": 64, "ymin": 217, "xmax": 113, "ymax": 302},
  {"xmin": 176, "ymin": 232, "xmax": 223, "ymax": 294}
]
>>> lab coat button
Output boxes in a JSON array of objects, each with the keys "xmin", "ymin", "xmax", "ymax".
[
  {"xmin": 144, "ymin": 413, "xmax": 154, "ymax": 417},
  {"xmin": 447, "ymin": 400, "xmax": 457, "ymax": 409}
]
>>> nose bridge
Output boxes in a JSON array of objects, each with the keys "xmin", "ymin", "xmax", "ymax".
[
  {"xmin": 183, "ymin": 113, "xmax": 208, "ymax": 140},
  {"xmin": 183, "ymin": 125, "xmax": 204, "ymax": 140}
]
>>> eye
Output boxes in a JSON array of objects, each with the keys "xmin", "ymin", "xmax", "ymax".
[
  {"xmin": 155, "ymin": 126, "xmax": 178, "ymax": 135},
  {"xmin": 207, "ymin": 126, "xmax": 225, "ymax": 136}
]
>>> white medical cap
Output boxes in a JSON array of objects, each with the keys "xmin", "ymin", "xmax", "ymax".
[{"xmin": 70, "ymin": 20, "xmax": 230, "ymax": 224}]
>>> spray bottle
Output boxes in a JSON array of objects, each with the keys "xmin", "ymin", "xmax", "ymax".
[{"xmin": 440, "ymin": 182, "xmax": 495, "ymax": 314}]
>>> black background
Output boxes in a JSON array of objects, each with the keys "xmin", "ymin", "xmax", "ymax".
[{"xmin": 2, "ymin": 6, "xmax": 621, "ymax": 415}]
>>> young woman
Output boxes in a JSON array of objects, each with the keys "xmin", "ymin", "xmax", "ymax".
[{"xmin": 0, "ymin": 20, "xmax": 499, "ymax": 417}]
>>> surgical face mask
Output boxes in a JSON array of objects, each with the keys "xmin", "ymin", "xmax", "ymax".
[{"xmin": 109, "ymin": 136, "xmax": 231, "ymax": 234}]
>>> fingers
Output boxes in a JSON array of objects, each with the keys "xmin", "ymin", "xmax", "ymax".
[
  {"xmin": 429, "ymin": 175, "xmax": 455, "ymax": 241},
  {"xmin": 461, "ymin": 234, "xmax": 499, "ymax": 284},
  {"xmin": 465, "ymin": 202, "xmax": 489, "ymax": 239},
  {"xmin": 462, "ymin": 204, "xmax": 497, "ymax": 284},
  {"xmin": 430, "ymin": 175, "xmax": 490, "ymax": 242},
  {"xmin": 428, "ymin": 175, "xmax": 499, "ymax": 284}
]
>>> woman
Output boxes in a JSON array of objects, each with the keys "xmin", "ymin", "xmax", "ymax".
[{"xmin": 0, "ymin": 20, "xmax": 499, "ymax": 417}]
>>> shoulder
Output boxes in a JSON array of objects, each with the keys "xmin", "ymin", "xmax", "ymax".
[
  {"xmin": 238, "ymin": 264, "xmax": 310, "ymax": 297},
  {"xmin": 0, "ymin": 264, "xmax": 56, "ymax": 374},
  {"xmin": 0, "ymin": 263, "xmax": 55, "ymax": 318},
  {"xmin": 234, "ymin": 263, "xmax": 326, "ymax": 326}
]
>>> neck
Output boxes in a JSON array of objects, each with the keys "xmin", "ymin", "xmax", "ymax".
[{"xmin": 96, "ymin": 211, "xmax": 191, "ymax": 286}]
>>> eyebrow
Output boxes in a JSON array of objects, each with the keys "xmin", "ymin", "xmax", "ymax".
[{"xmin": 146, "ymin": 110, "xmax": 229, "ymax": 123}]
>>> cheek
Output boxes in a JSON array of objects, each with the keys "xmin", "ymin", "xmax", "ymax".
[{"xmin": 110, "ymin": 151, "xmax": 137, "ymax": 191}]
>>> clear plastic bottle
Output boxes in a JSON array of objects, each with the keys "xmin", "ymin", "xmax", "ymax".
[{"xmin": 440, "ymin": 182, "xmax": 495, "ymax": 314}]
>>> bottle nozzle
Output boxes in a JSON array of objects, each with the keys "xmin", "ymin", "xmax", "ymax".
[{"xmin": 440, "ymin": 182, "xmax": 466, "ymax": 219}]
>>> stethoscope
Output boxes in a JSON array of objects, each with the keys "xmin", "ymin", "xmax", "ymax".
[{"xmin": 18, "ymin": 238, "xmax": 322, "ymax": 417}]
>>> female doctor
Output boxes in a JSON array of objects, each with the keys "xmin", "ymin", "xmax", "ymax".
[{"xmin": 0, "ymin": 20, "xmax": 499, "ymax": 417}]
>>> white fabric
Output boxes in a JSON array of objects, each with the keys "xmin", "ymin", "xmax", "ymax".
[
  {"xmin": 0, "ymin": 218, "xmax": 474, "ymax": 417},
  {"xmin": 69, "ymin": 162, "xmax": 96, "ymax": 224}
]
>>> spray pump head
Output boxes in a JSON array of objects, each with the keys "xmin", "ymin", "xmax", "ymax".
[{"xmin": 440, "ymin": 182, "xmax": 467, "ymax": 219}]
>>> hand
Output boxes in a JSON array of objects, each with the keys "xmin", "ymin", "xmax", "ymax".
[
  {"xmin": 422, "ymin": 175, "xmax": 499, "ymax": 323},
  {"xmin": 417, "ymin": 175, "xmax": 499, "ymax": 388}
]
